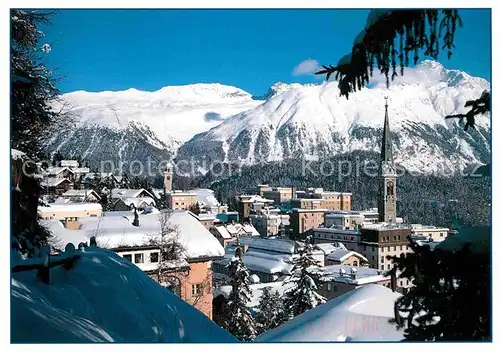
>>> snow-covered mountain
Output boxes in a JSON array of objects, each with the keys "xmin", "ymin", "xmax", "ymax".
[
  {"xmin": 176, "ymin": 61, "xmax": 490, "ymax": 174},
  {"xmin": 46, "ymin": 61, "xmax": 490, "ymax": 176},
  {"xmin": 46, "ymin": 83, "xmax": 263, "ymax": 170}
]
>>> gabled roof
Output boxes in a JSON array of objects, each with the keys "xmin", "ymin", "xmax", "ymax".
[
  {"xmin": 62, "ymin": 189, "xmax": 101, "ymax": 200},
  {"xmin": 111, "ymin": 188, "xmax": 154, "ymax": 199},
  {"xmin": 42, "ymin": 177, "xmax": 73, "ymax": 187},
  {"xmin": 121, "ymin": 197, "xmax": 156, "ymax": 208},
  {"xmin": 45, "ymin": 167, "xmax": 75, "ymax": 176},
  {"xmin": 326, "ymin": 249, "xmax": 368, "ymax": 263}
]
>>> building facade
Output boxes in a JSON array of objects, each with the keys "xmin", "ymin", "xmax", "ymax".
[
  {"xmin": 289, "ymin": 208, "xmax": 326, "ymax": 237},
  {"xmin": 262, "ymin": 187, "xmax": 293, "ymax": 205},
  {"xmin": 167, "ymin": 191, "xmax": 197, "ymax": 211}
]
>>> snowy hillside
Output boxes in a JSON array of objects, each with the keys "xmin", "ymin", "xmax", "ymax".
[
  {"xmin": 177, "ymin": 61, "xmax": 490, "ymax": 174},
  {"xmin": 46, "ymin": 61, "xmax": 490, "ymax": 175},
  {"xmin": 11, "ymin": 246, "xmax": 236, "ymax": 343},
  {"xmin": 46, "ymin": 83, "xmax": 262, "ymax": 169}
]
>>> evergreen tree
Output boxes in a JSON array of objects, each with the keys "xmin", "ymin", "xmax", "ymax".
[
  {"xmin": 189, "ymin": 201, "xmax": 201, "ymax": 215},
  {"xmin": 255, "ymin": 287, "xmax": 287, "ymax": 335},
  {"xmin": 389, "ymin": 229, "xmax": 491, "ymax": 341},
  {"xmin": 11, "ymin": 10, "xmax": 59, "ymax": 159},
  {"xmin": 51, "ymin": 150, "xmax": 64, "ymax": 166},
  {"xmin": 283, "ymin": 237, "xmax": 326, "ymax": 319},
  {"xmin": 218, "ymin": 245, "xmax": 257, "ymax": 341}
]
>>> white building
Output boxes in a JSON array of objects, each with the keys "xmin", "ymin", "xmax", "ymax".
[
  {"xmin": 410, "ymin": 224, "xmax": 449, "ymax": 241},
  {"xmin": 324, "ymin": 210, "xmax": 365, "ymax": 229},
  {"xmin": 249, "ymin": 210, "xmax": 289, "ymax": 237}
]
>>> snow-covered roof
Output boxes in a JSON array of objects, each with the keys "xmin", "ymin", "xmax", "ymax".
[
  {"xmin": 326, "ymin": 249, "xmax": 368, "ymax": 263},
  {"xmin": 255, "ymin": 284, "xmax": 403, "ymax": 342},
  {"xmin": 217, "ymin": 248, "xmax": 294, "ymax": 275},
  {"xmin": 239, "ymin": 194, "xmax": 274, "ymax": 203},
  {"xmin": 60, "ymin": 160, "xmax": 79, "ymax": 167},
  {"xmin": 11, "ymin": 247, "xmax": 236, "ymax": 343},
  {"xmin": 71, "ymin": 167, "xmax": 90, "ymax": 174},
  {"xmin": 41, "ymin": 177, "xmax": 73, "ymax": 187},
  {"xmin": 45, "ymin": 210, "xmax": 224, "ymax": 260},
  {"xmin": 239, "ymin": 237, "xmax": 295, "ymax": 254},
  {"xmin": 312, "ymin": 265, "xmax": 386, "ymax": 285},
  {"xmin": 217, "ymin": 223, "xmax": 259, "ymax": 237},
  {"xmin": 111, "ymin": 188, "xmax": 154, "ymax": 199},
  {"xmin": 211, "ymin": 225, "xmax": 232, "ymax": 239},
  {"xmin": 38, "ymin": 202, "xmax": 102, "ymax": 213},
  {"xmin": 46, "ymin": 166, "xmax": 74, "ymax": 175},
  {"xmin": 410, "ymin": 224, "xmax": 450, "ymax": 231},
  {"xmin": 62, "ymin": 189, "xmax": 100, "ymax": 199},
  {"xmin": 191, "ymin": 188, "xmax": 220, "ymax": 207},
  {"xmin": 121, "ymin": 197, "xmax": 156, "ymax": 208},
  {"xmin": 314, "ymin": 242, "xmax": 348, "ymax": 255}
]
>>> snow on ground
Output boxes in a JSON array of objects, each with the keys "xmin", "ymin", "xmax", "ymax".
[
  {"xmin": 11, "ymin": 247, "xmax": 237, "ymax": 343},
  {"xmin": 11, "ymin": 148, "xmax": 26, "ymax": 160},
  {"xmin": 254, "ymin": 284, "xmax": 403, "ymax": 342}
]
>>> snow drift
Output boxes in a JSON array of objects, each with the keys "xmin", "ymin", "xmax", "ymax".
[{"xmin": 11, "ymin": 247, "xmax": 236, "ymax": 343}]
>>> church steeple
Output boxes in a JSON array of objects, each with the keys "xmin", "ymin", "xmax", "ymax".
[
  {"xmin": 381, "ymin": 96, "xmax": 393, "ymax": 164},
  {"xmin": 378, "ymin": 96, "xmax": 397, "ymax": 223}
]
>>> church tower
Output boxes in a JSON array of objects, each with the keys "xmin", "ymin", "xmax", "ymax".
[
  {"xmin": 163, "ymin": 162, "xmax": 173, "ymax": 194},
  {"xmin": 378, "ymin": 97, "xmax": 397, "ymax": 223}
]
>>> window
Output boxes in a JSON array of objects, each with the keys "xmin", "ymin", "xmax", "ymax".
[
  {"xmin": 90, "ymin": 214, "xmax": 97, "ymax": 217},
  {"xmin": 150, "ymin": 252, "xmax": 159, "ymax": 263},
  {"xmin": 371, "ymin": 246, "xmax": 374, "ymax": 252},
  {"xmin": 134, "ymin": 253, "xmax": 144, "ymax": 264},
  {"xmin": 192, "ymin": 283, "xmax": 203, "ymax": 296},
  {"xmin": 333, "ymin": 284, "xmax": 338, "ymax": 293},
  {"xmin": 123, "ymin": 254, "xmax": 132, "ymax": 261},
  {"xmin": 381, "ymin": 256, "xmax": 384, "ymax": 263},
  {"xmin": 372, "ymin": 255, "xmax": 375, "ymax": 261},
  {"xmin": 440, "ymin": 233, "xmax": 444, "ymax": 237},
  {"xmin": 387, "ymin": 264, "xmax": 391, "ymax": 269},
  {"xmin": 327, "ymin": 282, "xmax": 332, "ymax": 291},
  {"xmin": 363, "ymin": 245, "xmax": 366, "ymax": 251},
  {"xmin": 400, "ymin": 245, "xmax": 403, "ymax": 251},
  {"xmin": 381, "ymin": 265, "xmax": 384, "ymax": 270}
]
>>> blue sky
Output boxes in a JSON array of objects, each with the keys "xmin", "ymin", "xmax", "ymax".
[{"xmin": 41, "ymin": 9, "xmax": 491, "ymax": 96}]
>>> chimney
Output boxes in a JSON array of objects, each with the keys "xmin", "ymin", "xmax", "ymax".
[{"xmin": 132, "ymin": 208, "xmax": 139, "ymax": 227}]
